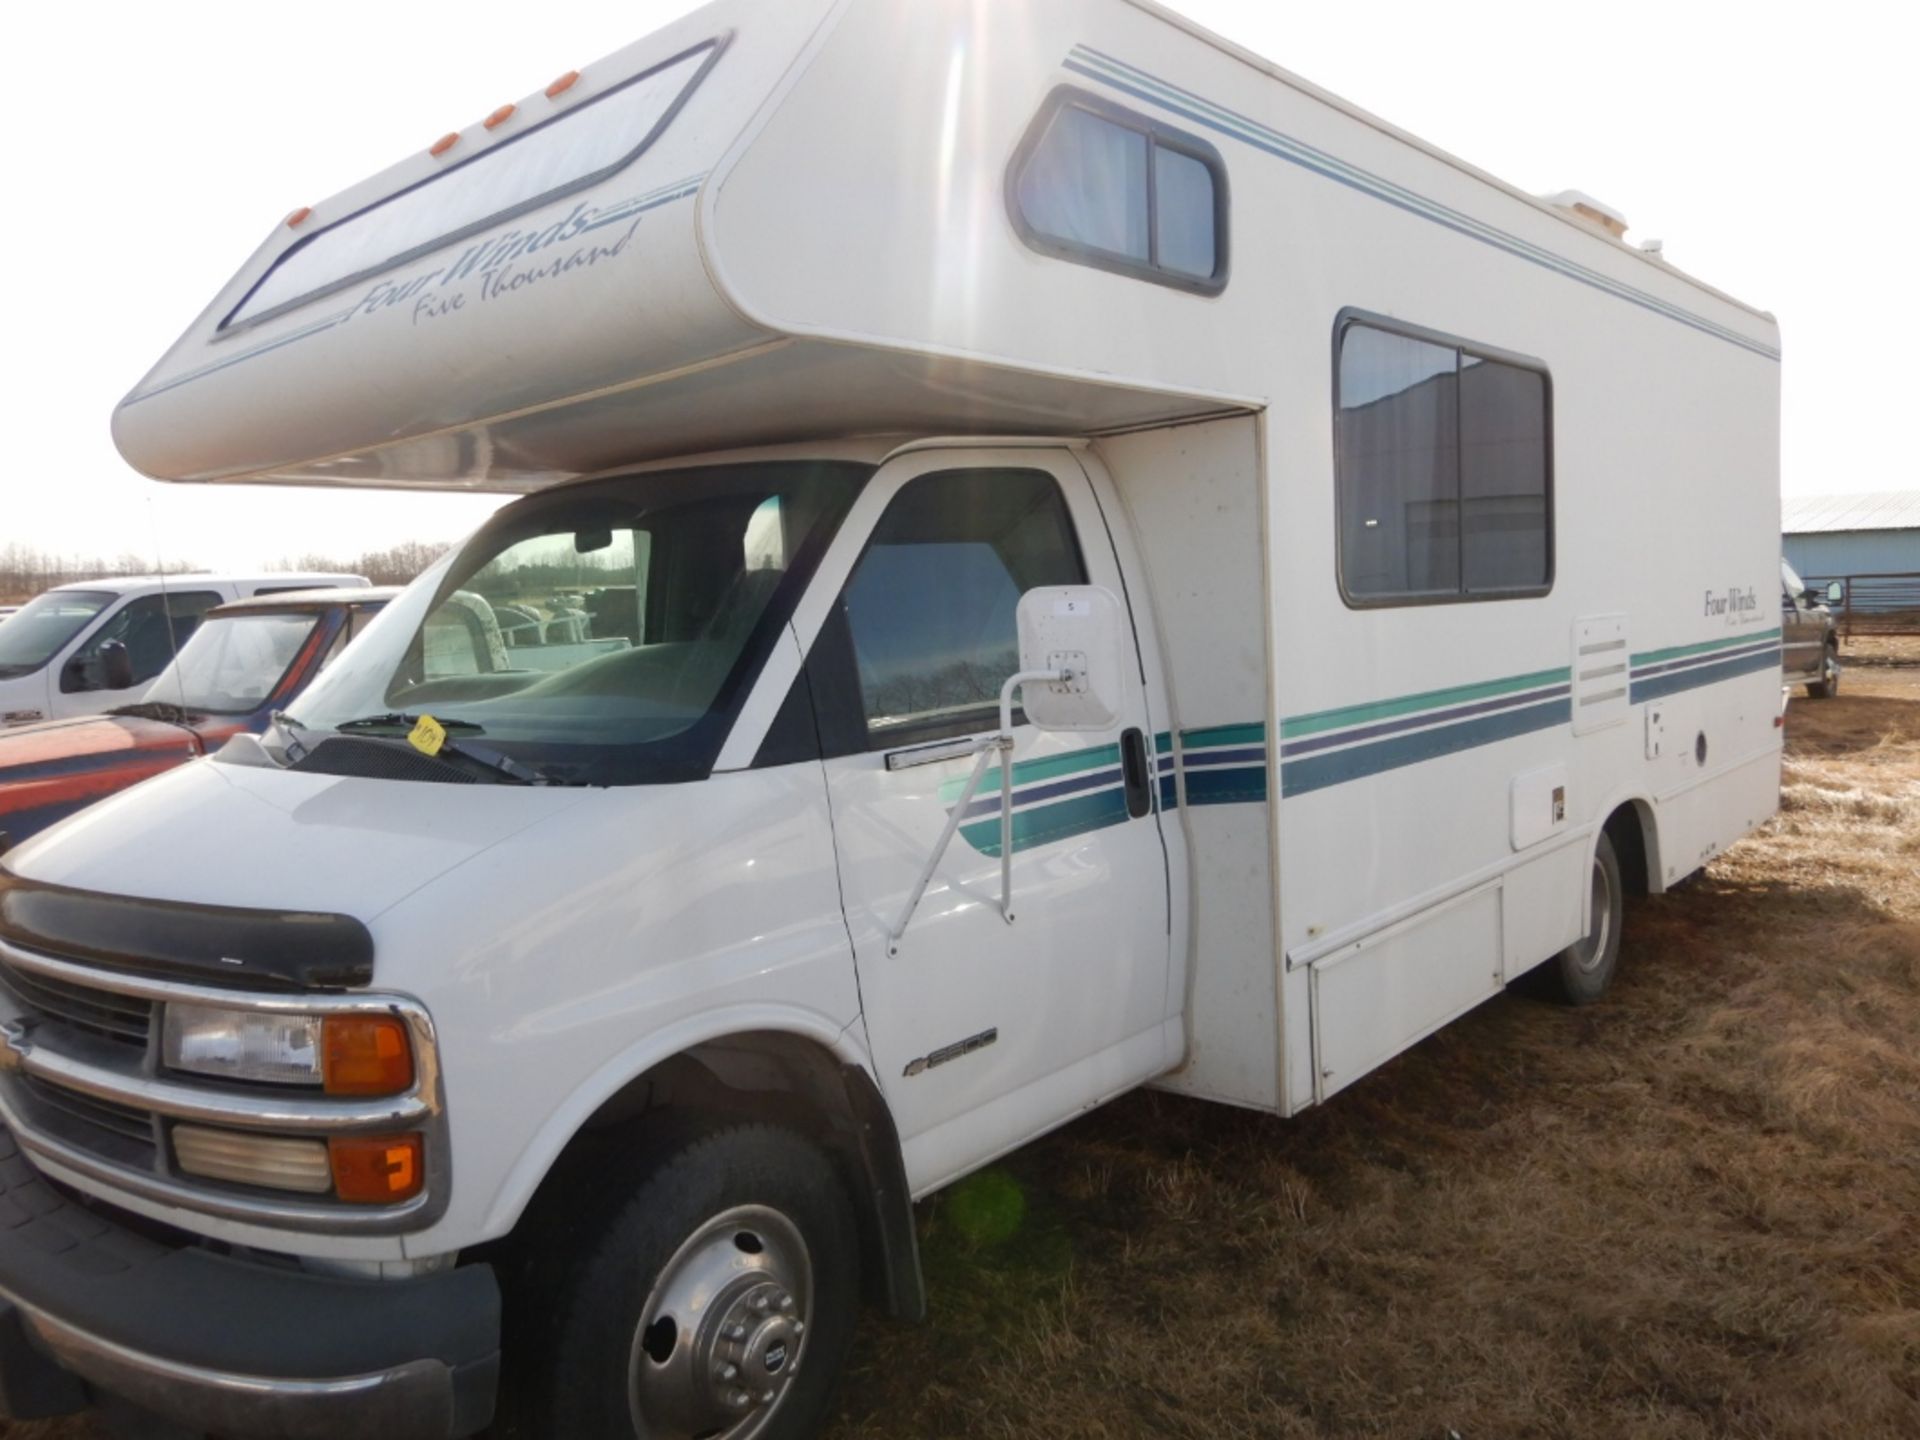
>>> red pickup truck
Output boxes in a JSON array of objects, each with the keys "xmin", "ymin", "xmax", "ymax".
[{"xmin": 0, "ymin": 588, "xmax": 394, "ymax": 852}]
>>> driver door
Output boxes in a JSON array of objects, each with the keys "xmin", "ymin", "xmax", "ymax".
[{"xmin": 793, "ymin": 448, "xmax": 1174, "ymax": 1192}]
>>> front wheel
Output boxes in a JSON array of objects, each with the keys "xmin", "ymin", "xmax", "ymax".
[
  {"xmin": 1806, "ymin": 647, "xmax": 1840, "ymax": 699},
  {"xmin": 1540, "ymin": 832, "xmax": 1624, "ymax": 1006},
  {"xmin": 509, "ymin": 1124, "xmax": 861, "ymax": 1439}
]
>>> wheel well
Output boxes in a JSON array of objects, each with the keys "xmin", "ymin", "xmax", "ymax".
[
  {"xmin": 516, "ymin": 1033, "xmax": 924, "ymax": 1321},
  {"xmin": 1602, "ymin": 800, "xmax": 1657, "ymax": 896}
]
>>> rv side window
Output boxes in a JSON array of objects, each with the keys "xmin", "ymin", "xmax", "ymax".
[
  {"xmin": 1336, "ymin": 316, "xmax": 1552, "ymax": 605},
  {"xmin": 1010, "ymin": 87, "xmax": 1227, "ymax": 294},
  {"xmin": 840, "ymin": 470, "xmax": 1087, "ymax": 747}
]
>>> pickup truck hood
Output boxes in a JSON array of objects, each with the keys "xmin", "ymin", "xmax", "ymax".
[
  {"xmin": 4, "ymin": 754, "xmax": 592, "ymax": 921},
  {"xmin": 0, "ymin": 714, "xmax": 202, "ymax": 842}
]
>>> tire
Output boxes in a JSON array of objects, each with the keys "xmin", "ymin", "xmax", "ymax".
[
  {"xmin": 505, "ymin": 1123, "xmax": 861, "ymax": 1440},
  {"xmin": 1806, "ymin": 647, "xmax": 1840, "ymax": 699},
  {"xmin": 1541, "ymin": 832, "xmax": 1624, "ymax": 1006}
]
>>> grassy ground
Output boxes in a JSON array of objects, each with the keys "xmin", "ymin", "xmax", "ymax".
[{"xmin": 7, "ymin": 657, "xmax": 1918, "ymax": 1439}]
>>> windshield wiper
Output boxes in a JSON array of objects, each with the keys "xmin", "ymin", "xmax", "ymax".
[
  {"xmin": 332, "ymin": 713, "xmax": 570, "ymax": 787},
  {"xmin": 109, "ymin": 701, "xmax": 195, "ymax": 725},
  {"xmin": 336, "ymin": 712, "xmax": 487, "ymax": 736}
]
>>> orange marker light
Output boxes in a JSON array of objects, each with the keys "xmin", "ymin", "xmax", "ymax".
[
  {"xmin": 545, "ymin": 70, "xmax": 580, "ymax": 99},
  {"xmin": 322, "ymin": 1015, "xmax": 414, "ymax": 1097},
  {"xmin": 484, "ymin": 103, "xmax": 516, "ymax": 130},
  {"xmin": 285, "ymin": 206, "xmax": 312, "ymax": 229},
  {"xmin": 330, "ymin": 1134, "xmax": 424, "ymax": 1204},
  {"xmin": 429, "ymin": 131, "xmax": 460, "ymax": 157}
]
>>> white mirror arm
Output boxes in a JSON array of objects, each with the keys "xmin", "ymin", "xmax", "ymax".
[
  {"xmin": 886, "ymin": 669, "xmax": 1065, "ymax": 956},
  {"xmin": 993, "ymin": 669, "xmax": 1068, "ymax": 925}
]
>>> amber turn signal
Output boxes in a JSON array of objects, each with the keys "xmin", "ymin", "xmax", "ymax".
[
  {"xmin": 330, "ymin": 1133, "xmax": 424, "ymax": 1204},
  {"xmin": 321, "ymin": 1015, "xmax": 414, "ymax": 1097}
]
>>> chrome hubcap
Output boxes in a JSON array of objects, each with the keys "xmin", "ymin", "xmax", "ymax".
[
  {"xmin": 628, "ymin": 1205, "xmax": 812, "ymax": 1439},
  {"xmin": 1572, "ymin": 854, "xmax": 1613, "ymax": 974}
]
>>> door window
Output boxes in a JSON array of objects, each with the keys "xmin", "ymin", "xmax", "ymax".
[
  {"xmin": 61, "ymin": 591, "xmax": 224, "ymax": 692},
  {"xmin": 840, "ymin": 469, "xmax": 1086, "ymax": 746}
]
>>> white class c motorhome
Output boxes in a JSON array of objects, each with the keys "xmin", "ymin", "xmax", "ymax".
[
  {"xmin": 0, "ymin": 574, "xmax": 367, "ymax": 727},
  {"xmin": 0, "ymin": 2, "xmax": 1780, "ymax": 1436}
]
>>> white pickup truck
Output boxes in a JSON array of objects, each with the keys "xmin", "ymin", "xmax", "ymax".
[
  {"xmin": 0, "ymin": 574, "xmax": 366, "ymax": 728},
  {"xmin": 0, "ymin": 1, "xmax": 1781, "ymax": 1436}
]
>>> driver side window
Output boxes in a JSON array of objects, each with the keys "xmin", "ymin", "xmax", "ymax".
[
  {"xmin": 839, "ymin": 469, "xmax": 1086, "ymax": 748},
  {"xmin": 62, "ymin": 590, "xmax": 223, "ymax": 693}
]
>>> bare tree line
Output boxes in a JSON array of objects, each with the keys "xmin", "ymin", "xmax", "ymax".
[
  {"xmin": 0, "ymin": 544, "xmax": 203, "ymax": 604},
  {"xmin": 1, "ymin": 540, "xmax": 454, "ymax": 605},
  {"xmin": 267, "ymin": 540, "xmax": 454, "ymax": 588}
]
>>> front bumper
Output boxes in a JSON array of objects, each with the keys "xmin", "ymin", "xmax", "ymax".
[{"xmin": 0, "ymin": 1126, "xmax": 498, "ymax": 1438}]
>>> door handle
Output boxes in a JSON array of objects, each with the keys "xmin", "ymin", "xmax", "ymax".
[{"xmin": 1120, "ymin": 727, "xmax": 1152, "ymax": 819}]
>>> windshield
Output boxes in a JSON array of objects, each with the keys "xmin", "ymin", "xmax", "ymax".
[
  {"xmin": 0, "ymin": 590, "xmax": 114, "ymax": 679},
  {"xmin": 142, "ymin": 612, "xmax": 325, "ymax": 715},
  {"xmin": 289, "ymin": 461, "xmax": 867, "ymax": 784}
]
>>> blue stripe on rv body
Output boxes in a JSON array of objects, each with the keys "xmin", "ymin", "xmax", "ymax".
[
  {"xmin": 1061, "ymin": 49, "xmax": 1778, "ymax": 363},
  {"xmin": 1629, "ymin": 646, "xmax": 1782, "ymax": 703},
  {"xmin": 1279, "ymin": 698, "xmax": 1572, "ymax": 798},
  {"xmin": 956, "ymin": 764, "xmax": 1125, "ymax": 822}
]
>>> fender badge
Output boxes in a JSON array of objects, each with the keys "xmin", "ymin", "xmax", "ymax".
[{"xmin": 903, "ymin": 1027, "xmax": 998, "ymax": 1078}]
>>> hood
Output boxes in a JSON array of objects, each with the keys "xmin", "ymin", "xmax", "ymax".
[
  {"xmin": 0, "ymin": 713, "xmax": 201, "ymax": 775},
  {"xmin": 4, "ymin": 755, "xmax": 594, "ymax": 920},
  {"xmin": 0, "ymin": 714, "xmax": 203, "ymax": 844}
]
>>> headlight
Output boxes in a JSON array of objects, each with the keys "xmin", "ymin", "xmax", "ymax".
[
  {"xmin": 163, "ymin": 1004, "xmax": 322, "ymax": 1086},
  {"xmin": 163, "ymin": 1006, "xmax": 415, "ymax": 1096}
]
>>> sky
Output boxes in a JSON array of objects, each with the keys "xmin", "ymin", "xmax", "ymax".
[{"xmin": 6, "ymin": 1, "xmax": 1912, "ymax": 572}]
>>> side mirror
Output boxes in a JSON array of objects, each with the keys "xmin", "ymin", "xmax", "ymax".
[
  {"xmin": 100, "ymin": 641, "xmax": 136, "ymax": 693},
  {"xmin": 1014, "ymin": 585, "xmax": 1126, "ymax": 732},
  {"xmin": 1824, "ymin": 581, "xmax": 1843, "ymax": 604},
  {"xmin": 886, "ymin": 583, "xmax": 1130, "ymax": 955}
]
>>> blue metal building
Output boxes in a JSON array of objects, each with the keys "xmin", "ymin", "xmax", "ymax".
[{"xmin": 1782, "ymin": 491, "xmax": 1920, "ymax": 578}]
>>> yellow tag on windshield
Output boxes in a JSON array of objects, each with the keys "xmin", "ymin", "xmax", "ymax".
[{"xmin": 407, "ymin": 715, "xmax": 447, "ymax": 757}]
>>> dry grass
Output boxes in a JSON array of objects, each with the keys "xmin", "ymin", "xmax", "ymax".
[{"xmin": 8, "ymin": 672, "xmax": 1919, "ymax": 1439}]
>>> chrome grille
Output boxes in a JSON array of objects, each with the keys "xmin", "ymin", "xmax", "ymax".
[
  {"xmin": 0, "ymin": 958, "xmax": 153, "ymax": 1048},
  {"xmin": 16, "ymin": 1075, "xmax": 158, "ymax": 1169}
]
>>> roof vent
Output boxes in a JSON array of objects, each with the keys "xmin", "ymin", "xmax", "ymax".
[{"xmin": 1543, "ymin": 189, "xmax": 1628, "ymax": 239}]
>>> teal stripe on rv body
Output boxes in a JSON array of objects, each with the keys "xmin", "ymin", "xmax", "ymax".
[
  {"xmin": 1015, "ymin": 626, "xmax": 1780, "ymax": 820},
  {"xmin": 1061, "ymin": 48, "xmax": 1779, "ymax": 363},
  {"xmin": 1280, "ymin": 667, "xmax": 1571, "ymax": 741},
  {"xmin": 958, "ymin": 787, "xmax": 1132, "ymax": 858},
  {"xmin": 1630, "ymin": 627, "xmax": 1782, "ymax": 669}
]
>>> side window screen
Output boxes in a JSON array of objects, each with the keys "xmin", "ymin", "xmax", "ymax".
[
  {"xmin": 1011, "ymin": 88, "xmax": 1227, "ymax": 294},
  {"xmin": 1016, "ymin": 107, "xmax": 1149, "ymax": 261},
  {"xmin": 842, "ymin": 470, "xmax": 1086, "ymax": 746},
  {"xmin": 1336, "ymin": 318, "xmax": 1552, "ymax": 605}
]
